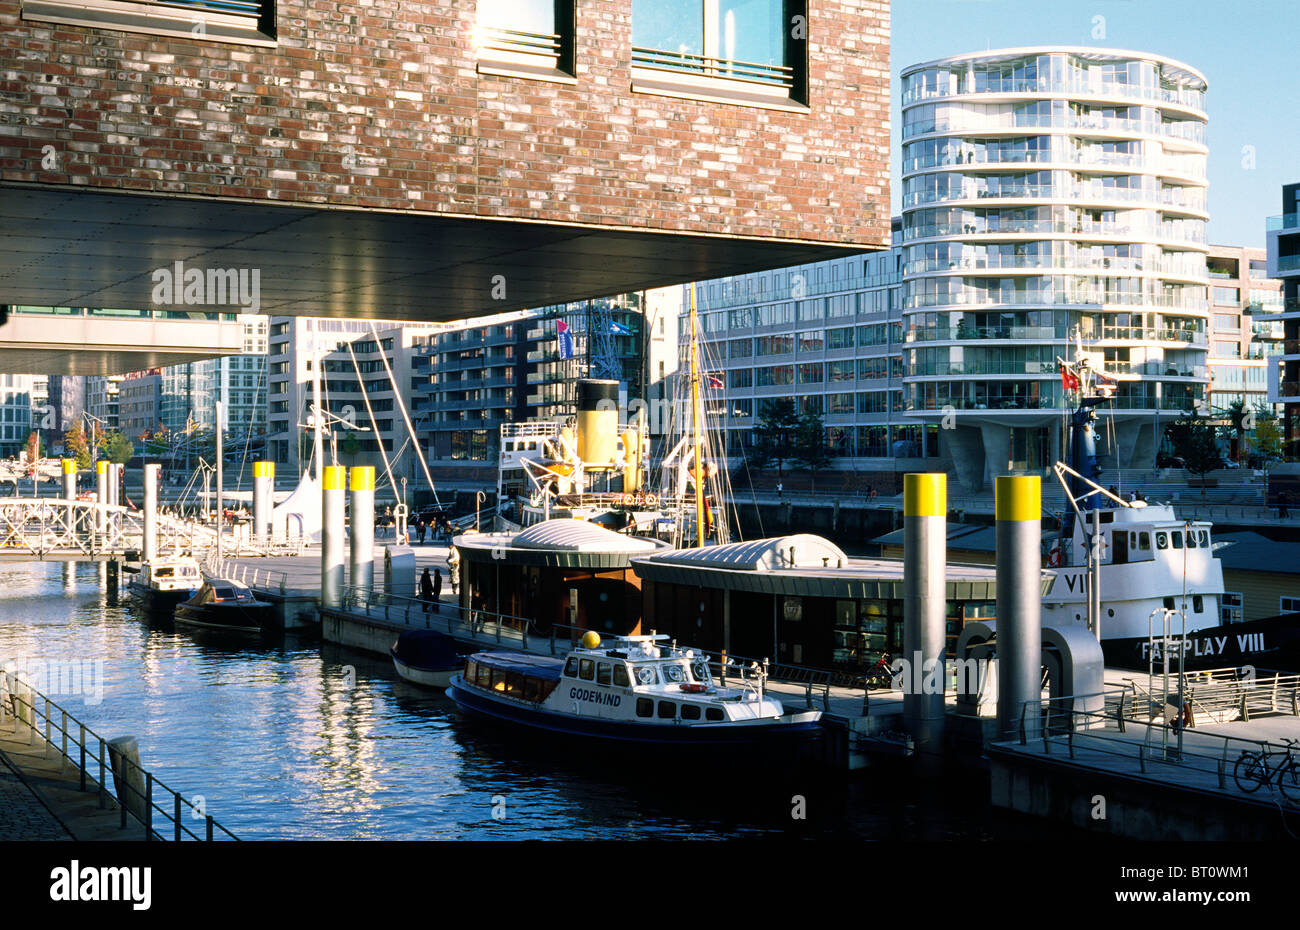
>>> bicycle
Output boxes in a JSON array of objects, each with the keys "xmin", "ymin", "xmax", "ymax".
[
  {"xmin": 863, "ymin": 653, "xmax": 896, "ymax": 691},
  {"xmin": 1232, "ymin": 738, "xmax": 1300, "ymax": 802}
]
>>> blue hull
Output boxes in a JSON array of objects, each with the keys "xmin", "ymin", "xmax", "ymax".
[{"xmin": 445, "ymin": 679, "xmax": 823, "ymax": 747}]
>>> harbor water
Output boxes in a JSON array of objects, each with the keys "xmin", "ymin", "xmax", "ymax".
[{"xmin": 0, "ymin": 561, "xmax": 1059, "ymax": 841}]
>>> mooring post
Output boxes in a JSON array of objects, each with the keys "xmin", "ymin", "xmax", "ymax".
[
  {"xmin": 349, "ymin": 466, "xmax": 375, "ymax": 597},
  {"xmin": 142, "ymin": 463, "xmax": 159, "ymax": 564},
  {"xmin": 252, "ymin": 461, "xmax": 274, "ymax": 545},
  {"xmin": 996, "ymin": 475, "xmax": 1043, "ymax": 742},
  {"xmin": 321, "ymin": 466, "xmax": 346, "ymax": 608},
  {"xmin": 903, "ymin": 472, "xmax": 947, "ymax": 771}
]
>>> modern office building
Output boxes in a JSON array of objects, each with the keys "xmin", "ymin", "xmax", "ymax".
[
  {"xmin": 899, "ymin": 47, "xmax": 1211, "ymax": 490},
  {"xmin": 1266, "ymin": 181, "xmax": 1300, "ymax": 457},
  {"xmin": 688, "ymin": 226, "xmax": 925, "ymax": 477},
  {"xmin": 85, "ymin": 375, "xmax": 125, "ymax": 433},
  {"xmin": 119, "ymin": 371, "xmax": 162, "ymax": 442},
  {"xmin": 1204, "ymin": 244, "xmax": 1283, "ymax": 415},
  {"xmin": 0, "ymin": 374, "xmax": 36, "ymax": 456},
  {"xmin": 266, "ymin": 317, "xmax": 449, "ymax": 486},
  {"xmin": 416, "ymin": 289, "xmax": 681, "ymax": 489}
]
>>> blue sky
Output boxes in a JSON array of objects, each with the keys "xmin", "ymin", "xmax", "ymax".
[{"xmin": 889, "ymin": 0, "xmax": 1300, "ymax": 247}]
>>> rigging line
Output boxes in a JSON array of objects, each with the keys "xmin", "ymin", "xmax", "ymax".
[
  {"xmin": 368, "ymin": 322, "xmax": 442, "ymax": 512},
  {"xmin": 235, "ymin": 358, "xmax": 266, "ymax": 492},
  {"xmin": 347, "ymin": 340, "xmax": 400, "ymax": 507}
]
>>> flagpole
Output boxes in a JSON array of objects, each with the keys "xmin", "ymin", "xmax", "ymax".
[{"xmin": 690, "ymin": 282, "xmax": 705, "ymax": 548}]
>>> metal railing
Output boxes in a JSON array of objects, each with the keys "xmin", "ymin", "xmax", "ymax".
[
  {"xmin": 632, "ymin": 46, "xmax": 793, "ymax": 89},
  {"xmin": 203, "ymin": 553, "xmax": 291, "ymax": 594},
  {"xmin": 1006, "ymin": 691, "xmax": 1300, "ymax": 804},
  {"xmin": 0, "ymin": 669, "xmax": 239, "ymax": 840}
]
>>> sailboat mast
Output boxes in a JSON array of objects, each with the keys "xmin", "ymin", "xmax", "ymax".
[
  {"xmin": 690, "ymin": 283, "xmax": 704, "ymax": 547},
  {"xmin": 311, "ymin": 318, "xmax": 324, "ymax": 484}
]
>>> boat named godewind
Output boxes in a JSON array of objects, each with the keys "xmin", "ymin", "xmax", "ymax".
[{"xmin": 445, "ymin": 633, "xmax": 822, "ymax": 746}]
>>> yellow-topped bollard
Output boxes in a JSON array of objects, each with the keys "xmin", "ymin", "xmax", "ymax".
[
  {"xmin": 902, "ymin": 473, "xmax": 947, "ymax": 768},
  {"xmin": 995, "ymin": 475, "xmax": 1043, "ymax": 740},
  {"xmin": 348, "ymin": 466, "xmax": 376, "ymax": 593},
  {"xmin": 321, "ymin": 466, "xmax": 347, "ymax": 607},
  {"xmin": 60, "ymin": 459, "xmax": 76, "ymax": 501},
  {"xmin": 61, "ymin": 458, "xmax": 75, "ymax": 475},
  {"xmin": 252, "ymin": 461, "xmax": 275, "ymax": 542}
]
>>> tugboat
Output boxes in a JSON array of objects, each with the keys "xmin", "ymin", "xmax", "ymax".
[
  {"xmin": 173, "ymin": 579, "xmax": 275, "ymax": 635},
  {"xmin": 445, "ymin": 632, "xmax": 822, "ymax": 746},
  {"xmin": 1047, "ymin": 355, "xmax": 1300, "ymax": 670},
  {"xmin": 391, "ymin": 629, "xmax": 461, "ymax": 689},
  {"xmin": 127, "ymin": 554, "xmax": 202, "ymax": 615}
]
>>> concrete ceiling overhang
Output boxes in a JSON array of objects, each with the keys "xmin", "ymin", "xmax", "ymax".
[{"xmin": 0, "ymin": 184, "xmax": 880, "ymax": 320}]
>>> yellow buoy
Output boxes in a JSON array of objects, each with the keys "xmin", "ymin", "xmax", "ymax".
[{"xmin": 580, "ymin": 631, "xmax": 601, "ymax": 649}]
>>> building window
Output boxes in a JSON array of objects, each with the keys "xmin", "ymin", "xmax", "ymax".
[
  {"xmin": 475, "ymin": 0, "xmax": 576, "ymax": 81},
  {"xmin": 22, "ymin": 0, "xmax": 276, "ymax": 45},
  {"xmin": 630, "ymin": 0, "xmax": 807, "ymax": 108},
  {"xmin": 1282, "ymin": 597, "xmax": 1300, "ymax": 614},
  {"xmin": 1222, "ymin": 592, "xmax": 1243, "ymax": 624}
]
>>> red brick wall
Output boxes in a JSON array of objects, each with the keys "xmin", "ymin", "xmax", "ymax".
[{"xmin": 0, "ymin": 0, "xmax": 891, "ymax": 247}]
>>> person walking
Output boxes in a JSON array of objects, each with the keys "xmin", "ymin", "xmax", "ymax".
[
  {"xmin": 447, "ymin": 547, "xmax": 460, "ymax": 595},
  {"xmin": 776, "ymin": 481, "xmax": 783, "ymax": 499},
  {"xmin": 417, "ymin": 518, "xmax": 427, "ymax": 545},
  {"xmin": 431, "ymin": 567, "xmax": 442, "ymax": 613},
  {"xmin": 1281, "ymin": 491, "xmax": 1292, "ymax": 520},
  {"xmin": 419, "ymin": 566, "xmax": 434, "ymax": 613}
]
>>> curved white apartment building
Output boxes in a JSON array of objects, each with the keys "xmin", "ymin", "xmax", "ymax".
[{"xmin": 899, "ymin": 48, "xmax": 1210, "ymax": 490}]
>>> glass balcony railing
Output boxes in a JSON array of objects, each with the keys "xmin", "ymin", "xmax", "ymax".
[
  {"xmin": 1266, "ymin": 214, "xmax": 1300, "ymax": 232},
  {"xmin": 901, "ymin": 77, "xmax": 1205, "ymax": 111},
  {"xmin": 901, "ymin": 219, "xmax": 1207, "ymax": 245},
  {"xmin": 1276, "ymin": 255, "xmax": 1300, "ymax": 273},
  {"xmin": 902, "ymin": 113, "xmax": 1206, "ymax": 145},
  {"xmin": 900, "ymin": 148, "xmax": 1206, "ymax": 180},
  {"xmin": 903, "ymin": 290, "xmax": 1209, "ymax": 312},
  {"xmin": 902, "ymin": 183, "xmax": 1206, "ymax": 211},
  {"xmin": 903, "ymin": 254, "xmax": 1207, "ymax": 278}
]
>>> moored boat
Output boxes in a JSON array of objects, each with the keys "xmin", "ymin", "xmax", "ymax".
[
  {"xmin": 127, "ymin": 554, "xmax": 202, "ymax": 615},
  {"xmin": 445, "ymin": 632, "xmax": 822, "ymax": 746},
  {"xmin": 173, "ymin": 580, "xmax": 275, "ymax": 635},
  {"xmin": 391, "ymin": 629, "xmax": 461, "ymax": 689}
]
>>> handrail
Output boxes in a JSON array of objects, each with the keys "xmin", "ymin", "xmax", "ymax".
[{"xmin": 0, "ymin": 668, "xmax": 239, "ymax": 840}]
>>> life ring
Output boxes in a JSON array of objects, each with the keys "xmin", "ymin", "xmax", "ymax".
[
  {"xmin": 680, "ymin": 683, "xmax": 708, "ymax": 694},
  {"xmin": 643, "ymin": 494, "xmax": 658, "ymax": 507}
]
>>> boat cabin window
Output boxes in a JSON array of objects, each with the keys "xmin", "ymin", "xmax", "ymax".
[
  {"xmin": 1199, "ymin": 530, "xmax": 1209, "ymax": 547},
  {"xmin": 1163, "ymin": 597, "xmax": 1176, "ymax": 610},
  {"xmin": 156, "ymin": 568, "xmax": 174, "ymax": 577},
  {"xmin": 213, "ymin": 587, "xmax": 236, "ymax": 599},
  {"xmin": 564, "ymin": 657, "xmax": 579, "ymax": 676},
  {"xmin": 657, "ymin": 701, "xmax": 676, "ymax": 720},
  {"xmin": 636, "ymin": 698, "xmax": 653, "ymax": 718},
  {"xmin": 681, "ymin": 704, "xmax": 701, "ymax": 720},
  {"xmin": 1192, "ymin": 595, "xmax": 1204, "ymax": 614},
  {"xmin": 579, "ymin": 659, "xmax": 594, "ymax": 681},
  {"xmin": 1134, "ymin": 532, "xmax": 1150, "ymax": 551},
  {"xmin": 491, "ymin": 668, "xmax": 508, "ymax": 692},
  {"xmin": 596, "ymin": 662, "xmax": 612, "ymax": 686},
  {"xmin": 466, "ymin": 660, "xmax": 478, "ymax": 681},
  {"xmin": 1099, "ymin": 511, "xmax": 1113, "ymax": 523},
  {"xmin": 661, "ymin": 663, "xmax": 687, "ymax": 684},
  {"xmin": 1156, "ymin": 532, "xmax": 1168, "ymax": 550},
  {"xmin": 632, "ymin": 664, "xmax": 658, "ymax": 685},
  {"xmin": 705, "ymin": 707, "xmax": 725, "ymax": 722},
  {"xmin": 475, "ymin": 663, "xmax": 492, "ymax": 687},
  {"xmin": 613, "ymin": 665, "xmax": 631, "ymax": 687},
  {"xmin": 1171, "ymin": 531, "xmax": 1183, "ymax": 549},
  {"xmin": 689, "ymin": 660, "xmax": 710, "ymax": 684}
]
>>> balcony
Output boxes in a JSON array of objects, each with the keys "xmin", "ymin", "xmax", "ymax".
[
  {"xmin": 903, "ymin": 290, "xmax": 1208, "ymax": 312},
  {"xmin": 901, "ymin": 77, "xmax": 1205, "ymax": 112},
  {"xmin": 1266, "ymin": 214, "xmax": 1300, "ymax": 232}
]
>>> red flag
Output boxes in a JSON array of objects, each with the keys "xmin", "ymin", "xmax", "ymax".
[
  {"xmin": 706, "ymin": 375, "xmax": 724, "ymax": 389},
  {"xmin": 1060, "ymin": 365, "xmax": 1080, "ymax": 392}
]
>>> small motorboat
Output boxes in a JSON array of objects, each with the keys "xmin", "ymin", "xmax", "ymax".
[
  {"xmin": 445, "ymin": 632, "xmax": 823, "ymax": 748},
  {"xmin": 127, "ymin": 554, "xmax": 202, "ymax": 615},
  {"xmin": 391, "ymin": 629, "xmax": 461, "ymax": 689},
  {"xmin": 173, "ymin": 579, "xmax": 275, "ymax": 635}
]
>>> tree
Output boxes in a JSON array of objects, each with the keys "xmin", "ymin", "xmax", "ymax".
[
  {"xmin": 793, "ymin": 410, "xmax": 830, "ymax": 489},
  {"xmin": 99, "ymin": 429, "xmax": 134, "ymax": 465},
  {"xmin": 752, "ymin": 398, "xmax": 799, "ymax": 477},
  {"xmin": 1168, "ymin": 412, "xmax": 1222, "ymax": 498},
  {"xmin": 1225, "ymin": 399, "xmax": 1249, "ymax": 464},
  {"xmin": 23, "ymin": 431, "xmax": 40, "ymax": 463},
  {"xmin": 1252, "ymin": 404, "xmax": 1285, "ymax": 466},
  {"xmin": 64, "ymin": 422, "xmax": 92, "ymax": 468}
]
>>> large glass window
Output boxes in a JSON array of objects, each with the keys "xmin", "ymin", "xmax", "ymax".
[
  {"xmin": 477, "ymin": 1, "xmax": 575, "ymax": 75},
  {"xmin": 632, "ymin": 0, "xmax": 794, "ymax": 88}
]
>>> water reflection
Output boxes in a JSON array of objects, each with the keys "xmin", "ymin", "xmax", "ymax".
[{"xmin": 0, "ymin": 562, "xmax": 1055, "ymax": 841}]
